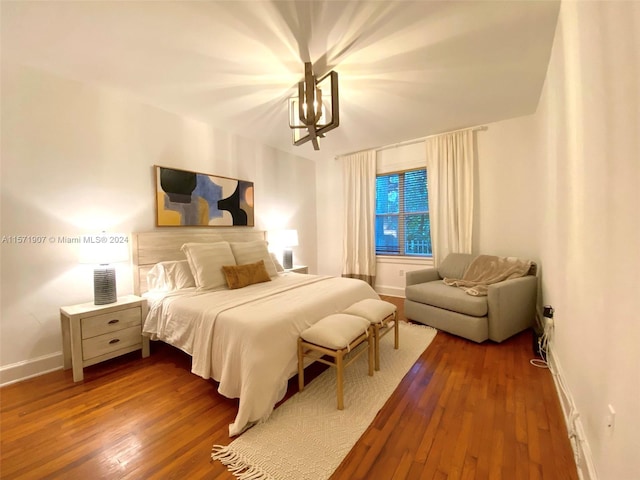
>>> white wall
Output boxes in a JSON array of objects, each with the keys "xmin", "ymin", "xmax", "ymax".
[
  {"xmin": 476, "ymin": 3, "xmax": 640, "ymax": 479},
  {"xmin": 0, "ymin": 63, "xmax": 317, "ymax": 384},
  {"xmin": 476, "ymin": 113, "xmax": 542, "ymax": 262},
  {"xmin": 536, "ymin": 3, "xmax": 640, "ymax": 479},
  {"xmin": 315, "ymin": 156, "xmax": 344, "ymax": 277}
]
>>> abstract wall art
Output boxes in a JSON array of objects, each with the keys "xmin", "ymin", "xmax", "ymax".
[{"xmin": 155, "ymin": 166, "xmax": 254, "ymax": 227}]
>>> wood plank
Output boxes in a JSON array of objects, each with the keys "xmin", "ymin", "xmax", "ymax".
[{"xmin": 0, "ymin": 296, "xmax": 578, "ymax": 480}]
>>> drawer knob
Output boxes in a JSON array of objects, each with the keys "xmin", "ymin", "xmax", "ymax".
[
  {"xmin": 109, "ymin": 338, "xmax": 120, "ymax": 345},
  {"xmin": 108, "ymin": 319, "xmax": 120, "ymax": 325}
]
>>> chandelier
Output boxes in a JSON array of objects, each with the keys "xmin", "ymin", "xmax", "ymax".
[{"xmin": 288, "ymin": 62, "xmax": 339, "ymax": 150}]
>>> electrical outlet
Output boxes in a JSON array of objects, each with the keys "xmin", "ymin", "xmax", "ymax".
[
  {"xmin": 399, "ymin": 269, "xmax": 405, "ymax": 276},
  {"xmin": 606, "ymin": 404, "xmax": 616, "ymax": 433}
]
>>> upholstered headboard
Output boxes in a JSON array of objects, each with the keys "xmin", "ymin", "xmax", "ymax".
[{"xmin": 131, "ymin": 229, "xmax": 267, "ymax": 295}]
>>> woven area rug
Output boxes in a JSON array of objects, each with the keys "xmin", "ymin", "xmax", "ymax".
[{"xmin": 211, "ymin": 322, "xmax": 437, "ymax": 480}]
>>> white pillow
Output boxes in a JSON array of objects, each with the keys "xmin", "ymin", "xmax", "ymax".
[
  {"xmin": 147, "ymin": 260, "xmax": 196, "ymax": 291},
  {"xmin": 181, "ymin": 241, "xmax": 237, "ymax": 291},
  {"xmin": 270, "ymin": 252, "xmax": 285, "ymax": 273},
  {"xmin": 229, "ymin": 240, "xmax": 278, "ymax": 277}
]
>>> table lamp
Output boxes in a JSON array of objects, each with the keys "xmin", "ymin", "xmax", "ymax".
[
  {"xmin": 282, "ymin": 229, "xmax": 298, "ymax": 270},
  {"xmin": 80, "ymin": 232, "xmax": 129, "ymax": 305}
]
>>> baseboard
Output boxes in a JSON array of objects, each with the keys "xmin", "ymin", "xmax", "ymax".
[
  {"xmin": 547, "ymin": 347, "xmax": 598, "ymax": 480},
  {"xmin": 374, "ymin": 285, "xmax": 405, "ymax": 297},
  {"xmin": 0, "ymin": 352, "xmax": 63, "ymax": 387}
]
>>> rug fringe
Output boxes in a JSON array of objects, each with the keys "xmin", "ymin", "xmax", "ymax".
[{"xmin": 212, "ymin": 445, "xmax": 276, "ymax": 480}]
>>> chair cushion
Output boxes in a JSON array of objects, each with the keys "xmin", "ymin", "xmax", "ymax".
[
  {"xmin": 437, "ymin": 253, "xmax": 477, "ymax": 280},
  {"xmin": 405, "ymin": 280, "xmax": 488, "ymax": 317},
  {"xmin": 343, "ymin": 299, "xmax": 396, "ymax": 324},
  {"xmin": 301, "ymin": 314, "xmax": 370, "ymax": 350}
]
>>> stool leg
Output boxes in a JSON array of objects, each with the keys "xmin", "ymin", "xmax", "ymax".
[
  {"xmin": 368, "ymin": 329, "xmax": 374, "ymax": 376},
  {"xmin": 374, "ymin": 324, "xmax": 381, "ymax": 371},
  {"xmin": 298, "ymin": 338, "xmax": 305, "ymax": 392},
  {"xmin": 394, "ymin": 313, "xmax": 399, "ymax": 349},
  {"xmin": 336, "ymin": 350, "xmax": 344, "ymax": 410}
]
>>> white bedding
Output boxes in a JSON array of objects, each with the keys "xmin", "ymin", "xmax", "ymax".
[{"xmin": 143, "ymin": 272, "xmax": 379, "ymax": 436}]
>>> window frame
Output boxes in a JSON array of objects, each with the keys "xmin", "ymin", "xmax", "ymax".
[{"xmin": 375, "ymin": 167, "xmax": 431, "ymax": 258}]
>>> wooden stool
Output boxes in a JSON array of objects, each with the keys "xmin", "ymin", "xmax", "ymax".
[
  {"xmin": 343, "ymin": 299, "xmax": 398, "ymax": 371},
  {"xmin": 298, "ymin": 313, "xmax": 373, "ymax": 410}
]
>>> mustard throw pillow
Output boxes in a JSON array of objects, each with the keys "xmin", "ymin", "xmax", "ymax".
[{"xmin": 222, "ymin": 260, "xmax": 272, "ymax": 289}]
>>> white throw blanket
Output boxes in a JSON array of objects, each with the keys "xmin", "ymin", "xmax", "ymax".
[
  {"xmin": 143, "ymin": 274, "xmax": 379, "ymax": 436},
  {"xmin": 443, "ymin": 255, "xmax": 532, "ymax": 296}
]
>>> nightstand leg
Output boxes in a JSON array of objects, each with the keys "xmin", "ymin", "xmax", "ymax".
[
  {"xmin": 141, "ymin": 302, "xmax": 150, "ymax": 358},
  {"xmin": 142, "ymin": 336, "xmax": 150, "ymax": 358},
  {"xmin": 69, "ymin": 317, "xmax": 84, "ymax": 382},
  {"xmin": 72, "ymin": 364, "xmax": 84, "ymax": 382},
  {"xmin": 60, "ymin": 314, "xmax": 72, "ymax": 370}
]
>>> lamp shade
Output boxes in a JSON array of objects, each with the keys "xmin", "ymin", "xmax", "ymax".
[
  {"xmin": 280, "ymin": 229, "xmax": 298, "ymax": 270},
  {"xmin": 79, "ymin": 233, "xmax": 130, "ymax": 265},
  {"xmin": 282, "ymin": 229, "xmax": 299, "ymax": 248}
]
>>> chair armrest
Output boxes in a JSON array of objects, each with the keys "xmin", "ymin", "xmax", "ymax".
[
  {"xmin": 487, "ymin": 276, "xmax": 537, "ymax": 342},
  {"xmin": 405, "ymin": 268, "xmax": 440, "ymax": 286}
]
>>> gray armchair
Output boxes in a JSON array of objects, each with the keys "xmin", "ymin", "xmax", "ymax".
[{"xmin": 404, "ymin": 253, "xmax": 537, "ymax": 343}]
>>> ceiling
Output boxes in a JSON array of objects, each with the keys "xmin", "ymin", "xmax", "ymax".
[{"xmin": 1, "ymin": 1, "xmax": 560, "ymax": 161}]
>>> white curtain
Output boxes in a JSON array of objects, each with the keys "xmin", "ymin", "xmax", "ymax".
[
  {"xmin": 341, "ymin": 150, "xmax": 377, "ymax": 286},
  {"xmin": 426, "ymin": 130, "xmax": 475, "ymax": 266}
]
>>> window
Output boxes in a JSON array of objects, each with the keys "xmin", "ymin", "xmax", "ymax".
[{"xmin": 375, "ymin": 169, "xmax": 431, "ymax": 256}]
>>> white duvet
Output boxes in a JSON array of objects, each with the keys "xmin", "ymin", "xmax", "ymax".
[{"xmin": 143, "ymin": 273, "xmax": 378, "ymax": 436}]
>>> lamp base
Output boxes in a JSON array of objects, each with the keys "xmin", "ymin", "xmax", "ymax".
[
  {"xmin": 283, "ymin": 249, "xmax": 293, "ymax": 270},
  {"xmin": 94, "ymin": 266, "xmax": 117, "ymax": 305}
]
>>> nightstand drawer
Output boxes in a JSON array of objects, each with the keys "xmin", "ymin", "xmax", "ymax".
[
  {"xmin": 82, "ymin": 325, "xmax": 142, "ymax": 360},
  {"xmin": 81, "ymin": 307, "xmax": 141, "ymax": 339}
]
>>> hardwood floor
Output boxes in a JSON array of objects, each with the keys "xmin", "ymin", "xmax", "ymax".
[{"xmin": 0, "ymin": 296, "xmax": 577, "ymax": 480}]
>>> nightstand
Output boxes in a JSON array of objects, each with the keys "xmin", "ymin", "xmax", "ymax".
[
  {"xmin": 286, "ymin": 265, "xmax": 308, "ymax": 274},
  {"xmin": 60, "ymin": 295, "xmax": 150, "ymax": 382}
]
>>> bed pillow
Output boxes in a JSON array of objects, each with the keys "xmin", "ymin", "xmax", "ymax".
[
  {"xmin": 222, "ymin": 260, "xmax": 272, "ymax": 290},
  {"xmin": 270, "ymin": 252, "xmax": 285, "ymax": 273},
  {"xmin": 229, "ymin": 240, "xmax": 278, "ymax": 277},
  {"xmin": 181, "ymin": 241, "xmax": 237, "ymax": 291},
  {"xmin": 147, "ymin": 260, "xmax": 196, "ymax": 291}
]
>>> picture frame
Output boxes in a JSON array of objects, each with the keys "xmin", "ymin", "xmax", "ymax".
[{"xmin": 154, "ymin": 165, "xmax": 254, "ymax": 227}]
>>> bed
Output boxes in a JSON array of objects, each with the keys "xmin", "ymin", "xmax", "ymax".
[{"xmin": 132, "ymin": 230, "xmax": 379, "ymax": 436}]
